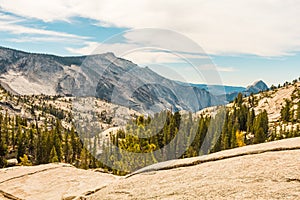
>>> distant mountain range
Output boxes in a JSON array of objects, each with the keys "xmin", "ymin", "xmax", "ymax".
[
  {"xmin": 177, "ymin": 80, "xmax": 269, "ymax": 102},
  {"xmin": 224, "ymin": 80, "xmax": 269, "ymax": 102},
  {"xmin": 0, "ymin": 46, "xmax": 268, "ymax": 113},
  {"xmin": 176, "ymin": 81, "xmax": 246, "ymax": 95},
  {"xmin": 0, "ymin": 46, "xmax": 224, "ymax": 114}
]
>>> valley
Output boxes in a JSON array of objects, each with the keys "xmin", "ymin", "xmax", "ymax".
[
  {"xmin": 0, "ymin": 60, "xmax": 299, "ymax": 175},
  {"xmin": 1, "ymin": 1, "xmax": 300, "ymax": 199}
]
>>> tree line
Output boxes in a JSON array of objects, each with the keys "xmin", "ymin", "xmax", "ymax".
[
  {"xmin": 97, "ymin": 93, "xmax": 299, "ymax": 175},
  {"xmin": 0, "ymin": 90, "xmax": 299, "ymax": 175}
]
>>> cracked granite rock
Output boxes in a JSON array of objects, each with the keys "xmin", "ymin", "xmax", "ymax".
[{"xmin": 0, "ymin": 137, "xmax": 299, "ymax": 200}]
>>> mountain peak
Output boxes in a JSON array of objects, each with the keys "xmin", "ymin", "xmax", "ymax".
[
  {"xmin": 246, "ymin": 80, "xmax": 269, "ymax": 93},
  {"xmin": 102, "ymin": 51, "xmax": 116, "ymax": 58},
  {"xmin": 253, "ymin": 80, "xmax": 267, "ymax": 86}
]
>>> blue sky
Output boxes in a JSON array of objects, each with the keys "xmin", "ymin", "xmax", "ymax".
[{"xmin": 0, "ymin": 0, "xmax": 299, "ymax": 87}]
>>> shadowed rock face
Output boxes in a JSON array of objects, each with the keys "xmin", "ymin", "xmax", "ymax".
[
  {"xmin": 0, "ymin": 46, "xmax": 223, "ymax": 114},
  {"xmin": 0, "ymin": 138, "xmax": 299, "ymax": 200}
]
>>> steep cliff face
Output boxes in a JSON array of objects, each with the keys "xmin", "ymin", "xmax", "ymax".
[{"xmin": 0, "ymin": 46, "xmax": 223, "ymax": 113}]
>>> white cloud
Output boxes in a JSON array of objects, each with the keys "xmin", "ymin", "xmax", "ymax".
[
  {"xmin": 0, "ymin": 22, "xmax": 88, "ymax": 40},
  {"xmin": 66, "ymin": 28, "xmax": 210, "ymax": 66},
  {"xmin": 0, "ymin": 13, "xmax": 19, "ymax": 22},
  {"xmin": 123, "ymin": 51, "xmax": 208, "ymax": 65},
  {"xmin": 0, "ymin": 12, "xmax": 89, "ymax": 43},
  {"xmin": 66, "ymin": 38, "xmax": 209, "ymax": 66},
  {"xmin": 1, "ymin": 0, "xmax": 300, "ymax": 57},
  {"xmin": 0, "ymin": 1, "xmax": 75, "ymax": 22},
  {"xmin": 8, "ymin": 36, "xmax": 84, "ymax": 43}
]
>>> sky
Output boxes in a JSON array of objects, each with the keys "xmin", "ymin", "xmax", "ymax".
[{"xmin": 0, "ymin": 0, "xmax": 299, "ymax": 87}]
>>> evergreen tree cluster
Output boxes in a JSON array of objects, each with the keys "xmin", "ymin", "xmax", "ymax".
[
  {"xmin": 280, "ymin": 87, "xmax": 300, "ymax": 123},
  {"xmin": 101, "ymin": 90, "xmax": 299, "ymax": 175},
  {"xmin": 0, "ymin": 111, "xmax": 87, "ymax": 168},
  {"xmin": 99, "ymin": 94, "xmax": 273, "ymax": 175}
]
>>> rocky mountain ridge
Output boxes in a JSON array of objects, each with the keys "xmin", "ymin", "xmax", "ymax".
[
  {"xmin": 0, "ymin": 46, "xmax": 223, "ymax": 114},
  {"xmin": 223, "ymin": 80, "xmax": 269, "ymax": 102},
  {"xmin": 177, "ymin": 80, "xmax": 269, "ymax": 101}
]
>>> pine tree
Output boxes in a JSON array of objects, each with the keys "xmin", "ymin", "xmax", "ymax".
[
  {"xmin": 53, "ymin": 129, "xmax": 62, "ymax": 162},
  {"xmin": 230, "ymin": 122, "xmax": 238, "ymax": 148},
  {"xmin": 36, "ymin": 132, "xmax": 43, "ymax": 164},
  {"xmin": 297, "ymin": 101, "xmax": 300, "ymax": 122},
  {"xmin": 11, "ymin": 119, "xmax": 16, "ymax": 149},
  {"xmin": 247, "ymin": 109, "xmax": 255, "ymax": 133},
  {"xmin": 253, "ymin": 110, "xmax": 269, "ymax": 144},
  {"xmin": 4, "ymin": 111, "xmax": 9, "ymax": 146},
  {"xmin": 0, "ymin": 113, "xmax": 7, "ymax": 167},
  {"xmin": 221, "ymin": 111, "xmax": 230, "ymax": 150},
  {"xmin": 254, "ymin": 128, "xmax": 265, "ymax": 144},
  {"xmin": 49, "ymin": 146, "xmax": 59, "ymax": 163},
  {"xmin": 17, "ymin": 127, "xmax": 26, "ymax": 162},
  {"xmin": 0, "ymin": 139, "xmax": 7, "ymax": 168},
  {"xmin": 64, "ymin": 131, "xmax": 70, "ymax": 163},
  {"xmin": 91, "ymin": 136, "xmax": 98, "ymax": 168},
  {"xmin": 238, "ymin": 105, "xmax": 248, "ymax": 131},
  {"xmin": 281, "ymin": 99, "xmax": 291, "ymax": 122},
  {"xmin": 261, "ymin": 110, "xmax": 269, "ymax": 134},
  {"xmin": 28, "ymin": 128, "xmax": 35, "ymax": 157},
  {"xmin": 235, "ymin": 93, "xmax": 243, "ymax": 106},
  {"xmin": 79, "ymin": 148, "xmax": 89, "ymax": 169},
  {"xmin": 70, "ymin": 127, "xmax": 77, "ymax": 162}
]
